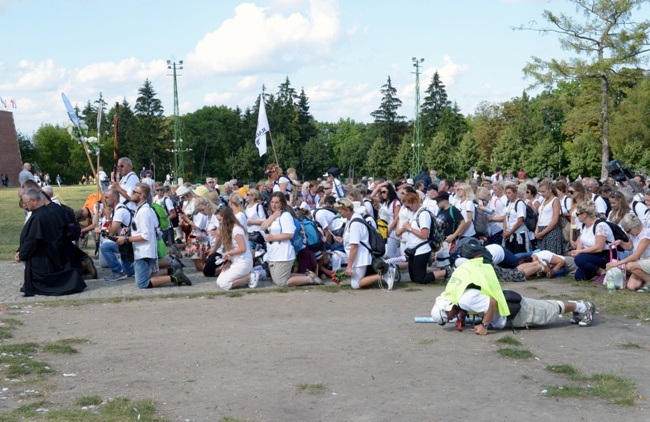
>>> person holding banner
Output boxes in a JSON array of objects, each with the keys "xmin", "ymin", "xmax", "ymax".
[{"xmin": 111, "ymin": 157, "xmax": 139, "ymax": 211}]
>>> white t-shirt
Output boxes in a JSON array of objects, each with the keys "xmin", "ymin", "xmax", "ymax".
[
  {"xmin": 119, "ymin": 172, "xmax": 138, "ymax": 211},
  {"xmin": 561, "ymin": 196, "xmax": 572, "ymax": 217},
  {"xmin": 314, "ymin": 208, "xmax": 344, "ymax": 234},
  {"xmin": 457, "ymin": 289, "xmax": 507, "ymax": 329},
  {"xmin": 153, "ymin": 195, "xmax": 174, "ymax": 216},
  {"xmin": 132, "ymin": 203, "xmax": 158, "ymax": 260},
  {"xmin": 505, "ymin": 200, "xmax": 527, "ymax": 234},
  {"xmin": 266, "ymin": 211, "xmax": 296, "ymax": 261},
  {"xmin": 537, "ymin": 197, "xmax": 557, "ymax": 226},
  {"xmin": 379, "ymin": 199, "xmax": 400, "ymax": 239},
  {"xmin": 245, "ymin": 203, "xmax": 266, "ymax": 233},
  {"xmin": 398, "ymin": 206, "xmax": 414, "ymax": 244},
  {"xmin": 344, "ymin": 214, "xmax": 372, "ymax": 267},
  {"xmin": 234, "ymin": 211, "xmax": 248, "ymax": 232},
  {"xmin": 422, "ymin": 197, "xmax": 439, "ymax": 215},
  {"xmin": 458, "ymin": 199, "xmax": 476, "ymax": 237},
  {"xmin": 207, "ymin": 214, "xmax": 220, "ymax": 249},
  {"xmin": 404, "ymin": 208, "xmax": 432, "ymax": 255},
  {"xmin": 533, "ymin": 250, "xmax": 565, "ymax": 264},
  {"xmin": 579, "ymin": 220, "xmax": 614, "ymax": 250},
  {"xmin": 591, "ymin": 194, "xmax": 608, "ymax": 216},
  {"xmin": 631, "ymin": 227, "xmax": 650, "ymax": 259},
  {"xmin": 485, "ymin": 244, "xmax": 504, "ymax": 265},
  {"xmin": 224, "ymin": 225, "xmax": 250, "ymax": 261},
  {"xmin": 112, "ymin": 204, "xmax": 132, "ymax": 230}
]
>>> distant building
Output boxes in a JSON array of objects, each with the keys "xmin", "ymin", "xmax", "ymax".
[{"xmin": 0, "ymin": 111, "xmax": 23, "ymax": 186}]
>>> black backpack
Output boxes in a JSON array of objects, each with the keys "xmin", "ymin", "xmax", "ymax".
[
  {"xmin": 516, "ymin": 200, "xmax": 538, "ymax": 232},
  {"xmin": 414, "ymin": 208, "xmax": 446, "ymax": 253},
  {"xmin": 350, "ymin": 217, "xmax": 386, "ymax": 258},
  {"xmin": 592, "ymin": 219, "xmax": 629, "ymax": 251},
  {"xmin": 472, "ymin": 200, "xmax": 490, "ymax": 236}
]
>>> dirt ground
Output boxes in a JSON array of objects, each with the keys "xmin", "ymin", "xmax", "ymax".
[{"xmin": 2, "ymin": 281, "xmax": 649, "ymax": 422}]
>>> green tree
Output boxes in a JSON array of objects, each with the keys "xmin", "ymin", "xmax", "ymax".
[
  {"xmin": 389, "ymin": 138, "xmax": 414, "ymax": 179},
  {"xmin": 420, "ymin": 71, "xmax": 451, "ymax": 139},
  {"xmin": 301, "ymin": 136, "xmax": 331, "ymax": 180},
  {"xmin": 610, "ymin": 75, "xmax": 650, "ymax": 169},
  {"xmin": 521, "ymin": 0, "xmax": 650, "ymax": 178},
  {"xmin": 33, "ymin": 124, "xmax": 84, "ymax": 183},
  {"xmin": 17, "ymin": 132, "xmax": 38, "ymax": 166},
  {"xmin": 470, "ymin": 102, "xmax": 506, "ymax": 167},
  {"xmin": 370, "ymin": 76, "xmax": 406, "ymax": 146},
  {"xmin": 365, "ymin": 137, "xmax": 393, "ymax": 178},
  {"xmin": 133, "ymin": 79, "xmax": 170, "ymax": 175},
  {"xmin": 565, "ymin": 128, "xmax": 602, "ymax": 178},
  {"xmin": 455, "ymin": 131, "xmax": 481, "ymax": 179},
  {"xmin": 422, "ymin": 132, "xmax": 455, "ymax": 178},
  {"xmin": 296, "ymin": 88, "xmax": 318, "ymax": 145}
]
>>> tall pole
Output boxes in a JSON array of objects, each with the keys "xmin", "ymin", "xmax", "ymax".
[
  {"xmin": 167, "ymin": 59, "xmax": 184, "ymax": 182},
  {"xmin": 411, "ymin": 57, "xmax": 424, "ymax": 178},
  {"xmin": 113, "ymin": 102, "xmax": 119, "ymax": 181}
]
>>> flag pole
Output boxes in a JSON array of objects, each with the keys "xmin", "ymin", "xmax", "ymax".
[{"xmin": 268, "ymin": 131, "xmax": 279, "ymax": 166}]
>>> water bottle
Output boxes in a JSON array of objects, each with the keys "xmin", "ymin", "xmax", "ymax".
[{"xmin": 605, "ymin": 272, "xmax": 616, "ymax": 293}]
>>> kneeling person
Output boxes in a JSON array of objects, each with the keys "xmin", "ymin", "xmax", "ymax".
[{"xmin": 116, "ymin": 183, "xmax": 191, "ymax": 288}]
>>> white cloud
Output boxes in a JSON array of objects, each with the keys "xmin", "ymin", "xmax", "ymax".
[
  {"xmin": 187, "ymin": 0, "xmax": 345, "ymax": 75},
  {"xmin": 76, "ymin": 58, "xmax": 167, "ymax": 85},
  {"xmin": 1, "ymin": 59, "xmax": 66, "ymax": 91},
  {"xmin": 236, "ymin": 76, "xmax": 259, "ymax": 90},
  {"xmin": 204, "ymin": 92, "xmax": 234, "ymax": 104}
]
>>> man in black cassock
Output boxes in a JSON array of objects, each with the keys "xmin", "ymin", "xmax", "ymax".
[{"xmin": 15, "ymin": 188, "xmax": 86, "ymax": 296}]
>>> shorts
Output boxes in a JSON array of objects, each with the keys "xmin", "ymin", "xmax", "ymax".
[
  {"xmin": 638, "ymin": 257, "xmax": 650, "ymax": 274},
  {"xmin": 268, "ymin": 260, "xmax": 294, "ymax": 287},
  {"xmin": 296, "ymin": 247, "xmax": 317, "ymax": 274},
  {"xmin": 511, "ymin": 297, "xmax": 561, "ymax": 328}
]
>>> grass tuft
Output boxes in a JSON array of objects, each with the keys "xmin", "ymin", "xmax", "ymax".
[
  {"xmin": 75, "ymin": 395, "xmax": 103, "ymax": 406},
  {"xmin": 497, "ymin": 348, "xmax": 534, "ymax": 359},
  {"xmin": 618, "ymin": 342, "xmax": 643, "ymax": 350},
  {"xmin": 0, "ymin": 342, "xmax": 39, "ymax": 354},
  {"xmin": 495, "ymin": 335, "xmax": 522, "ymax": 346},
  {"xmin": 546, "ymin": 364, "xmax": 579, "ymax": 378},
  {"xmin": 296, "ymin": 382, "xmax": 326, "ymax": 394},
  {"xmin": 226, "ymin": 292, "xmax": 243, "ymax": 298},
  {"xmin": 403, "ymin": 287, "xmax": 422, "ymax": 292}
]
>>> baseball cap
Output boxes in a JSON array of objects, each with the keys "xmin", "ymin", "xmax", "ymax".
[
  {"xmin": 426, "ymin": 183, "xmax": 439, "ymax": 191},
  {"xmin": 430, "ymin": 294, "xmax": 454, "ymax": 325}
]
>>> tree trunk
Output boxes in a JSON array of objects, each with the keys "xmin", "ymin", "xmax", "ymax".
[{"xmin": 600, "ymin": 72, "xmax": 610, "ymax": 180}]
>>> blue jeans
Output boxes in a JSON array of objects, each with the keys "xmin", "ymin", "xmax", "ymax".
[
  {"xmin": 100, "ymin": 241, "xmax": 134, "ymax": 276},
  {"xmin": 134, "ymin": 258, "xmax": 156, "ymax": 289}
]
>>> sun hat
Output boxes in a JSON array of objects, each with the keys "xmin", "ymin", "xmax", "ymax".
[
  {"xmin": 176, "ymin": 186, "xmax": 191, "ymax": 197},
  {"xmin": 193, "ymin": 185, "xmax": 209, "ymax": 198}
]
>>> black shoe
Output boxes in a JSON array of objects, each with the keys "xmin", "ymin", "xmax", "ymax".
[{"xmin": 172, "ymin": 270, "xmax": 192, "ymax": 286}]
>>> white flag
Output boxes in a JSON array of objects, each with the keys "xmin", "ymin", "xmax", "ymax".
[{"xmin": 255, "ymin": 94, "xmax": 269, "ymax": 157}]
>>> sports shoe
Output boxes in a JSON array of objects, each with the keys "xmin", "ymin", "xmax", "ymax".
[
  {"xmin": 569, "ymin": 311, "xmax": 581, "ymax": 324},
  {"xmin": 248, "ymin": 272, "xmax": 259, "ymax": 289},
  {"xmin": 104, "ymin": 271, "xmax": 127, "ymax": 282},
  {"xmin": 578, "ymin": 301, "xmax": 595, "ymax": 327},
  {"xmin": 82, "ymin": 255, "xmax": 98, "ymax": 279},
  {"xmin": 593, "ymin": 274, "xmax": 605, "ymax": 285},
  {"xmin": 384, "ymin": 264, "xmax": 397, "ymax": 291},
  {"xmin": 637, "ymin": 285, "xmax": 649, "ymax": 293},
  {"xmin": 172, "ymin": 270, "xmax": 192, "ymax": 286},
  {"xmin": 306, "ymin": 270, "xmax": 322, "ymax": 285}
]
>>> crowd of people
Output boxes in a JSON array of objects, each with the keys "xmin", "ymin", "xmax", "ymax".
[{"xmin": 14, "ymin": 159, "xmax": 650, "ymax": 333}]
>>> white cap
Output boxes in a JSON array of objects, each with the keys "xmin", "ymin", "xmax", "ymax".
[{"xmin": 430, "ymin": 294, "xmax": 454, "ymax": 325}]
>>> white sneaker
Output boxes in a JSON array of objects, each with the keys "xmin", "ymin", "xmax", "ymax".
[
  {"xmin": 248, "ymin": 272, "xmax": 259, "ymax": 289},
  {"xmin": 383, "ymin": 265, "xmax": 396, "ymax": 291}
]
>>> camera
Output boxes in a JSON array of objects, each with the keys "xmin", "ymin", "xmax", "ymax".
[
  {"xmin": 606, "ymin": 159, "xmax": 635, "ymax": 184},
  {"xmin": 100, "ymin": 229, "xmax": 118, "ymax": 242}
]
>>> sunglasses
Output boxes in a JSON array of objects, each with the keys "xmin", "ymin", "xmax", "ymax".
[
  {"xmin": 381, "ymin": 190, "xmax": 388, "ymax": 194},
  {"xmin": 576, "ymin": 212, "xmax": 584, "ymax": 216},
  {"xmin": 133, "ymin": 190, "xmax": 143, "ymax": 195},
  {"xmin": 155, "ymin": 189, "xmax": 163, "ymax": 192},
  {"xmin": 568, "ymin": 190, "xmax": 576, "ymax": 194}
]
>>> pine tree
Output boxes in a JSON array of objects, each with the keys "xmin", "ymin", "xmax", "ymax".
[
  {"xmin": 370, "ymin": 76, "xmax": 406, "ymax": 145},
  {"xmin": 420, "ymin": 71, "xmax": 451, "ymax": 138}
]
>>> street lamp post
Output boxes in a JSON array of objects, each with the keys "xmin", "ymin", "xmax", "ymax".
[
  {"xmin": 167, "ymin": 59, "xmax": 184, "ymax": 183},
  {"xmin": 411, "ymin": 57, "xmax": 424, "ymax": 178}
]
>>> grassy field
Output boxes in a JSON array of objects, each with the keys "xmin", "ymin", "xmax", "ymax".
[{"xmin": 0, "ymin": 185, "xmax": 99, "ymax": 261}]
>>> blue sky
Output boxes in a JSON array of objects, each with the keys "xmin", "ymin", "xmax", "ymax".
[{"xmin": 1, "ymin": 0, "xmax": 647, "ymax": 135}]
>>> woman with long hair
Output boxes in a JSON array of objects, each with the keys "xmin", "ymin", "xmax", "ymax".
[
  {"xmin": 215, "ymin": 207, "xmax": 255, "ymax": 290},
  {"xmin": 229, "ymin": 193, "xmax": 248, "ymax": 230},
  {"xmin": 182, "ymin": 196, "xmax": 217, "ymax": 272},
  {"xmin": 399, "ymin": 193, "xmax": 447, "ymax": 284},
  {"xmin": 454, "ymin": 183, "xmax": 476, "ymax": 239},
  {"xmin": 607, "ymin": 190, "xmax": 630, "ymax": 225},
  {"xmin": 372, "ymin": 181, "xmax": 402, "ymax": 258},
  {"xmin": 568, "ymin": 182, "xmax": 588, "ymax": 250},
  {"xmin": 260, "ymin": 192, "xmax": 320, "ymax": 287},
  {"xmin": 534, "ymin": 179, "xmax": 563, "ymax": 255},
  {"xmin": 244, "ymin": 189, "xmax": 266, "ymax": 234},
  {"xmin": 265, "ymin": 164, "xmax": 291, "ymax": 199}
]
